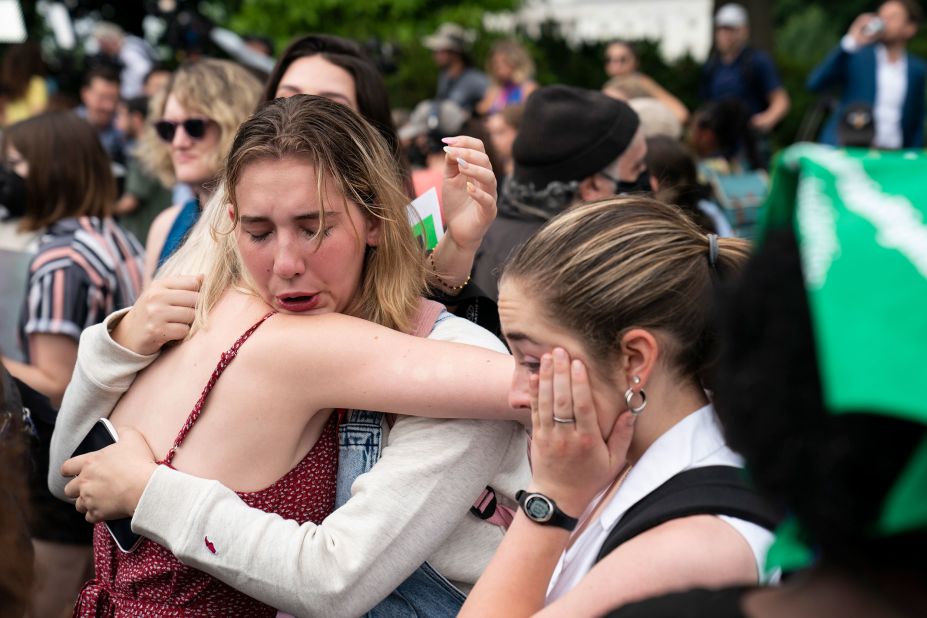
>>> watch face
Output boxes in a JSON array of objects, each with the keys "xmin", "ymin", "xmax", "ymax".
[{"xmin": 525, "ymin": 495, "xmax": 553, "ymax": 522}]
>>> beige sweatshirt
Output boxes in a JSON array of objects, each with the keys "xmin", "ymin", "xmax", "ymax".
[{"xmin": 49, "ymin": 309, "xmax": 530, "ymax": 617}]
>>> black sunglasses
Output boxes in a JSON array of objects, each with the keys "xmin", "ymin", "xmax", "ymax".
[{"xmin": 154, "ymin": 118, "xmax": 210, "ymax": 143}]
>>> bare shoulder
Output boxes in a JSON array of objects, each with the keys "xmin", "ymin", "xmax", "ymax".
[
  {"xmin": 150, "ymin": 204, "xmax": 183, "ymax": 235},
  {"xmin": 542, "ymin": 515, "xmax": 758, "ymax": 616},
  {"xmin": 601, "ymin": 514, "xmax": 757, "ymax": 584},
  {"xmin": 145, "ymin": 204, "xmax": 183, "ymax": 255}
]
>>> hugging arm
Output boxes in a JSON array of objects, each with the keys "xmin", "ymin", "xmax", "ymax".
[
  {"xmin": 50, "ymin": 309, "xmax": 521, "ymax": 502},
  {"xmin": 49, "ymin": 276, "xmax": 202, "ymax": 500},
  {"xmin": 48, "ymin": 309, "xmax": 160, "ymax": 500},
  {"xmin": 246, "ymin": 311, "xmax": 519, "ymax": 422},
  {"xmin": 131, "ymin": 415, "xmax": 518, "ymax": 616}
]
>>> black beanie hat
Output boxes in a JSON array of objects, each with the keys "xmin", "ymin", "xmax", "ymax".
[{"xmin": 512, "ymin": 85, "xmax": 640, "ymax": 187}]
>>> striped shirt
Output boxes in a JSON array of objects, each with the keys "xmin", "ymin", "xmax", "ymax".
[{"xmin": 18, "ymin": 217, "xmax": 144, "ymax": 358}]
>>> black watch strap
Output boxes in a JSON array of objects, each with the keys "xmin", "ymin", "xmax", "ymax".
[{"xmin": 516, "ymin": 490, "xmax": 579, "ymax": 531}]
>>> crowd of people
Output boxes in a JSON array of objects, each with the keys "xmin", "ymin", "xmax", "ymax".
[{"xmin": 0, "ymin": 1, "xmax": 925, "ymax": 616}]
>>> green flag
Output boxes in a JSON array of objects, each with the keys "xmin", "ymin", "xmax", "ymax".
[{"xmin": 759, "ymin": 145, "xmax": 927, "ymax": 569}]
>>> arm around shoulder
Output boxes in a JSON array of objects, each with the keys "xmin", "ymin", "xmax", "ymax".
[
  {"xmin": 255, "ymin": 312, "xmax": 516, "ymax": 421},
  {"xmin": 133, "ymin": 412, "xmax": 520, "ymax": 615}
]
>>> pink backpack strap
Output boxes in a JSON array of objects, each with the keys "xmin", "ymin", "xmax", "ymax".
[
  {"xmin": 410, "ymin": 298, "xmax": 445, "ymax": 337},
  {"xmin": 471, "ymin": 486, "xmax": 516, "ymax": 529},
  {"xmin": 472, "ymin": 432, "xmax": 532, "ymax": 530}
]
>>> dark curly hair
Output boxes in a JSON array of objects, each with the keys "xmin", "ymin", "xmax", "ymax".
[{"xmin": 714, "ymin": 227, "xmax": 927, "ymax": 570}]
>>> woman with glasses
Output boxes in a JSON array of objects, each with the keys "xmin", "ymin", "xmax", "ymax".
[
  {"xmin": 602, "ymin": 40, "xmax": 689, "ymax": 124},
  {"xmin": 140, "ymin": 59, "xmax": 263, "ymax": 281}
]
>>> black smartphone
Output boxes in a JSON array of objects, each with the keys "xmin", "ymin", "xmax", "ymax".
[{"xmin": 71, "ymin": 419, "xmax": 143, "ymax": 553}]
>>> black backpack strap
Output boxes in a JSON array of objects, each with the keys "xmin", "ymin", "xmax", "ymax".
[{"xmin": 594, "ymin": 465, "xmax": 782, "ymax": 564}]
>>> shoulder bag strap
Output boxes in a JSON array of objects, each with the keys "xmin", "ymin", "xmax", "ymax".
[{"xmin": 594, "ymin": 465, "xmax": 783, "ymax": 564}]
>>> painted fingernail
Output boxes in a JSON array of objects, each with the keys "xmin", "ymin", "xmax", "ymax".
[
  {"xmin": 572, "ymin": 359, "xmax": 582, "ymax": 374},
  {"xmin": 441, "ymin": 136, "xmax": 457, "ymax": 145},
  {"xmin": 443, "ymin": 146, "xmax": 452, "ymax": 154},
  {"xmin": 457, "ymin": 157, "xmax": 469, "ymax": 168},
  {"xmin": 554, "ymin": 348, "xmax": 567, "ymax": 361}
]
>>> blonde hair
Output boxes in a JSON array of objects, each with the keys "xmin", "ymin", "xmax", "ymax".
[
  {"xmin": 603, "ymin": 74, "xmax": 651, "ymax": 100},
  {"xmin": 488, "ymin": 39, "xmax": 535, "ymax": 84},
  {"xmin": 160, "ymin": 95, "xmax": 425, "ymax": 336},
  {"xmin": 502, "ymin": 196, "xmax": 750, "ymax": 382},
  {"xmin": 137, "ymin": 59, "xmax": 263, "ymax": 187}
]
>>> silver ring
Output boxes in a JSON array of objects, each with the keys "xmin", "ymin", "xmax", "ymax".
[
  {"xmin": 552, "ymin": 416, "xmax": 576, "ymax": 424},
  {"xmin": 624, "ymin": 387, "xmax": 647, "ymax": 416}
]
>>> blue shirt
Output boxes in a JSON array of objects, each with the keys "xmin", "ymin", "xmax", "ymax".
[
  {"xmin": 700, "ymin": 47, "xmax": 782, "ymax": 115},
  {"xmin": 157, "ymin": 198, "xmax": 200, "ymax": 268}
]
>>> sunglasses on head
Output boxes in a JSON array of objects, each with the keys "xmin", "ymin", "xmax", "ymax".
[{"xmin": 154, "ymin": 118, "xmax": 210, "ymax": 143}]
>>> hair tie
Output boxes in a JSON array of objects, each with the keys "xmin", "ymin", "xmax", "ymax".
[{"xmin": 707, "ymin": 233, "xmax": 719, "ymax": 269}]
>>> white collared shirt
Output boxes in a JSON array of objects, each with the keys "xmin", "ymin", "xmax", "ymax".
[
  {"xmin": 841, "ymin": 36, "xmax": 908, "ymax": 149},
  {"xmin": 545, "ymin": 404, "xmax": 775, "ymax": 603}
]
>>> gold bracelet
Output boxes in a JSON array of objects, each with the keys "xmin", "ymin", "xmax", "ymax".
[{"xmin": 428, "ymin": 251, "xmax": 471, "ymax": 292}]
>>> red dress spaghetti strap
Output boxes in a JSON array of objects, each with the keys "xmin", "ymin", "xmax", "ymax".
[{"xmin": 74, "ymin": 312, "xmax": 339, "ymax": 617}]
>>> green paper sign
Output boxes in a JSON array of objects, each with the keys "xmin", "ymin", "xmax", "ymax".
[
  {"xmin": 411, "ymin": 214, "xmax": 440, "ymax": 251},
  {"xmin": 408, "ymin": 187, "xmax": 444, "ymax": 252}
]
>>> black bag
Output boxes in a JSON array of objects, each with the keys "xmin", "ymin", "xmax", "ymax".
[
  {"xmin": 15, "ymin": 377, "xmax": 94, "ymax": 544},
  {"xmin": 594, "ymin": 465, "xmax": 782, "ymax": 564}
]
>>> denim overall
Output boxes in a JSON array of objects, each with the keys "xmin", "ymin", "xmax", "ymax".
[{"xmin": 336, "ymin": 312, "xmax": 467, "ymax": 617}]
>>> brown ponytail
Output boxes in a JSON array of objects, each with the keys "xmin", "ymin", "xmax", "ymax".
[{"xmin": 502, "ymin": 195, "xmax": 750, "ymax": 384}]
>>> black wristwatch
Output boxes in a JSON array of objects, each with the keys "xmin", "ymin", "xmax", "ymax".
[{"xmin": 516, "ymin": 490, "xmax": 578, "ymax": 531}]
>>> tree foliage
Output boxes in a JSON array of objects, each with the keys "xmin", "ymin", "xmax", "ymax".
[{"xmin": 215, "ymin": 0, "xmax": 519, "ymax": 109}]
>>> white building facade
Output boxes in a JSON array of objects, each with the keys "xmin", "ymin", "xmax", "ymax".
[{"xmin": 487, "ymin": 0, "xmax": 714, "ymax": 61}]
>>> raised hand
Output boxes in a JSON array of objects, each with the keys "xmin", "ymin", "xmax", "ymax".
[
  {"xmin": 440, "ymin": 135, "xmax": 498, "ymax": 253},
  {"xmin": 848, "ymin": 12, "xmax": 882, "ymax": 47}
]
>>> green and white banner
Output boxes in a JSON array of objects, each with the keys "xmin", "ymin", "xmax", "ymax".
[
  {"xmin": 760, "ymin": 144, "xmax": 927, "ymax": 568},
  {"xmin": 763, "ymin": 144, "xmax": 927, "ymax": 427}
]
